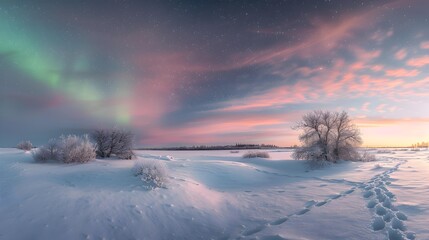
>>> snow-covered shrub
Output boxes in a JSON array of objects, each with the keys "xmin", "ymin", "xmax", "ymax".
[
  {"xmin": 57, "ymin": 135, "xmax": 96, "ymax": 163},
  {"xmin": 33, "ymin": 135, "xmax": 95, "ymax": 163},
  {"xmin": 17, "ymin": 140, "xmax": 33, "ymax": 151},
  {"xmin": 376, "ymin": 150, "xmax": 393, "ymax": 154},
  {"xmin": 359, "ymin": 151, "xmax": 377, "ymax": 162},
  {"xmin": 133, "ymin": 160, "xmax": 168, "ymax": 189},
  {"xmin": 92, "ymin": 128, "xmax": 134, "ymax": 159},
  {"xmin": 242, "ymin": 151, "xmax": 270, "ymax": 158},
  {"xmin": 372, "ymin": 163, "xmax": 383, "ymax": 170},
  {"xmin": 33, "ymin": 139, "xmax": 59, "ymax": 162}
]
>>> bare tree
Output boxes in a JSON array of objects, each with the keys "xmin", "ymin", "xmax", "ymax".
[
  {"xmin": 293, "ymin": 110, "xmax": 362, "ymax": 163},
  {"xmin": 92, "ymin": 128, "xmax": 134, "ymax": 159},
  {"xmin": 331, "ymin": 111, "xmax": 362, "ymax": 161}
]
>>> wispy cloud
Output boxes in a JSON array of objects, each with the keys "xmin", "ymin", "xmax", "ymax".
[
  {"xmin": 407, "ymin": 56, "xmax": 429, "ymax": 67},
  {"xmin": 385, "ymin": 68, "xmax": 420, "ymax": 77},
  {"xmin": 394, "ymin": 49, "xmax": 407, "ymax": 60}
]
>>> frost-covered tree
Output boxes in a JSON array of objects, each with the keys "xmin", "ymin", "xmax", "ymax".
[
  {"xmin": 92, "ymin": 129, "xmax": 134, "ymax": 159},
  {"xmin": 292, "ymin": 110, "xmax": 362, "ymax": 163},
  {"xmin": 17, "ymin": 140, "xmax": 33, "ymax": 151}
]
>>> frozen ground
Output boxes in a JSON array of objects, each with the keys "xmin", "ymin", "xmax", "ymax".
[{"xmin": 0, "ymin": 148, "xmax": 428, "ymax": 240}]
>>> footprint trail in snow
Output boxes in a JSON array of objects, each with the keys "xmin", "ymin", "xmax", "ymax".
[
  {"xmin": 239, "ymin": 159, "xmax": 415, "ymax": 240},
  {"xmin": 362, "ymin": 160, "xmax": 416, "ymax": 240}
]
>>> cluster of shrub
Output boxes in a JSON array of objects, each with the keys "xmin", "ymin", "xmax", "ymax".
[
  {"xmin": 19, "ymin": 129, "xmax": 134, "ymax": 164},
  {"xmin": 17, "ymin": 129, "xmax": 167, "ymax": 188},
  {"xmin": 242, "ymin": 151, "xmax": 270, "ymax": 158}
]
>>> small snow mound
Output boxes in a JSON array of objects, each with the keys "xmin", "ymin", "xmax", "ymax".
[
  {"xmin": 372, "ymin": 164, "xmax": 383, "ymax": 170},
  {"xmin": 372, "ymin": 216, "xmax": 385, "ymax": 231},
  {"xmin": 377, "ymin": 150, "xmax": 394, "ymax": 154},
  {"xmin": 157, "ymin": 155, "xmax": 175, "ymax": 161}
]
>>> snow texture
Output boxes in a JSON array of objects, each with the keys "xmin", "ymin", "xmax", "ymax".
[{"xmin": 0, "ymin": 148, "xmax": 428, "ymax": 239}]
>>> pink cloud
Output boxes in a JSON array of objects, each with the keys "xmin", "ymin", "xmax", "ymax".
[
  {"xmin": 370, "ymin": 65, "xmax": 384, "ymax": 72},
  {"xmin": 407, "ymin": 56, "xmax": 429, "ymax": 67},
  {"xmin": 138, "ymin": 111, "xmax": 303, "ymax": 146},
  {"xmin": 356, "ymin": 117, "xmax": 429, "ymax": 128},
  {"xmin": 361, "ymin": 102, "xmax": 370, "ymax": 111},
  {"xmin": 420, "ymin": 41, "xmax": 429, "ymax": 49},
  {"xmin": 385, "ymin": 68, "xmax": 420, "ymax": 77},
  {"xmin": 394, "ymin": 49, "xmax": 407, "ymax": 60},
  {"xmin": 371, "ymin": 29, "xmax": 394, "ymax": 43},
  {"xmin": 376, "ymin": 104, "xmax": 386, "ymax": 113}
]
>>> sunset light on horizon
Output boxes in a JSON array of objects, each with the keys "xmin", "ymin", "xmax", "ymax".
[{"xmin": 1, "ymin": 0, "xmax": 429, "ymax": 147}]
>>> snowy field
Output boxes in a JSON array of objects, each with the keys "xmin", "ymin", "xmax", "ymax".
[{"xmin": 0, "ymin": 148, "xmax": 428, "ymax": 240}]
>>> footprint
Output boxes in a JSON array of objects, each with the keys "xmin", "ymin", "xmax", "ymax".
[
  {"xmin": 387, "ymin": 227, "xmax": 406, "ymax": 240},
  {"xmin": 331, "ymin": 194, "xmax": 342, "ymax": 200},
  {"xmin": 315, "ymin": 200, "xmax": 328, "ymax": 207},
  {"xmin": 270, "ymin": 217, "xmax": 288, "ymax": 226},
  {"xmin": 391, "ymin": 218, "xmax": 406, "ymax": 231},
  {"xmin": 343, "ymin": 188, "xmax": 355, "ymax": 194},
  {"xmin": 383, "ymin": 211, "xmax": 394, "ymax": 222},
  {"xmin": 304, "ymin": 200, "xmax": 317, "ymax": 208},
  {"xmin": 406, "ymin": 232, "xmax": 416, "ymax": 240},
  {"xmin": 296, "ymin": 208, "xmax": 310, "ymax": 215},
  {"xmin": 372, "ymin": 216, "xmax": 385, "ymax": 231},
  {"xmin": 242, "ymin": 225, "xmax": 267, "ymax": 236},
  {"xmin": 363, "ymin": 190, "xmax": 374, "ymax": 198},
  {"xmin": 396, "ymin": 212, "xmax": 407, "ymax": 221},
  {"xmin": 375, "ymin": 204, "xmax": 388, "ymax": 216},
  {"xmin": 367, "ymin": 199, "xmax": 378, "ymax": 208}
]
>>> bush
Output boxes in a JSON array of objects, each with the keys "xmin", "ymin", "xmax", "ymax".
[
  {"xmin": 359, "ymin": 151, "xmax": 377, "ymax": 162},
  {"xmin": 32, "ymin": 135, "xmax": 95, "ymax": 163},
  {"xmin": 133, "ymin": 160, "xmax": 168, "ymax": 189},
  {"xmin": 33, "ymin": 139, "xmax": 58, "ymax": 162},
  {"xmin": 58, "ymin": 135, "xmax": 96, "ymax": 163},
  {"xmin": 242, "ymin": 151, "xmax": 270, "ymax": 158},
  {"xmin": 92, "ymin": 129, "xmax": 134, "ymax": 159},
  {"xmin": 17, "ymin": 140, "xmax": 33, "ymax": 151}
]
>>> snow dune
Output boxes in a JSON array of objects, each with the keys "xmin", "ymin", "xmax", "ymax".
[{"xmin": 0, "ymin": 148, "xmax": 428, "ymax": 239}]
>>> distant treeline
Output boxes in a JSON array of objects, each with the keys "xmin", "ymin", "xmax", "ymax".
[
  {"xmin": 138, "ymin": 143, "xmax": 285, "ymax": 151},
  {"xmin": 411, "ymin": 142, "xmax": 429, "ymax": 148}
]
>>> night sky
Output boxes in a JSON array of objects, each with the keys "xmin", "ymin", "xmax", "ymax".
[{"xmin": 1, "ymin": 0, "xmax": 429, "ymax": 147}]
